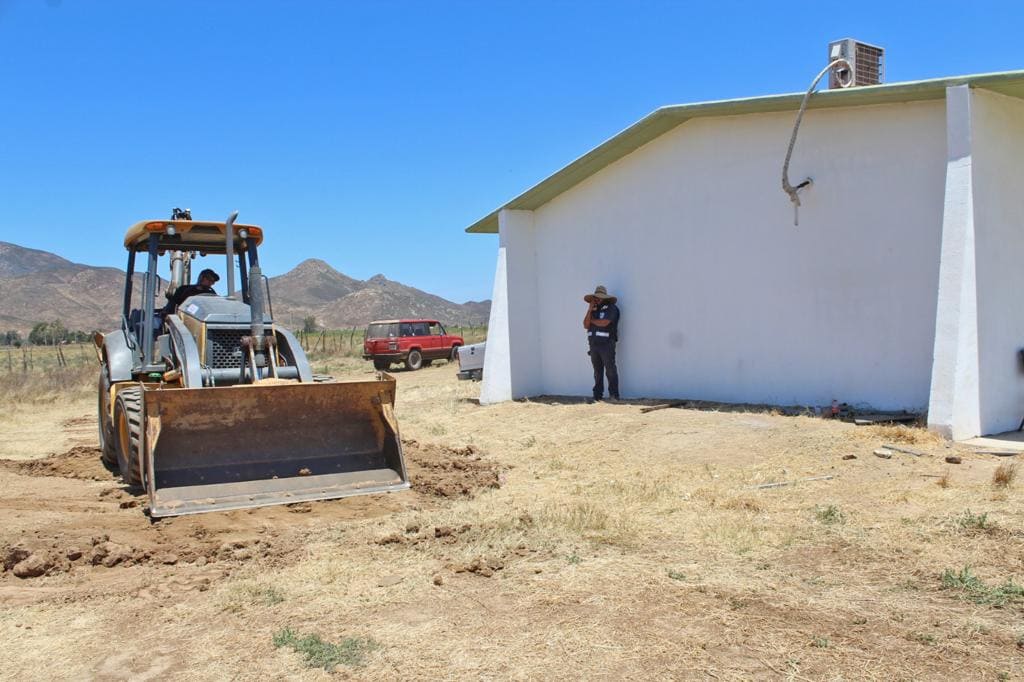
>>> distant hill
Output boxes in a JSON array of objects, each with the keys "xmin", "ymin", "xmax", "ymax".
[
  {"xmin": 0, "ymin": 242, "xmax": 490, "ymax": 336},
  {"xmin": 0, "ymin": 242, "xmax": 155, "ymax": 335},
  {"xmin": 268, "ymin": 260, "xmax": 488, "ymax": 330},
  {"xmin": 0, "ymin": 242, "xmax": 75, "ymax": 278}
]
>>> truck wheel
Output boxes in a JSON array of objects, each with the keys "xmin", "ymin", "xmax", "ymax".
[
  {"xmin": 405, "ymin": 349, "xmax": 423, "ymax": 371},
  {"xmin": 97, "ymin": 369, "xmax": 117, "ymax": 470},
  {"xmin": 450, "ymin": 345, "xmax": 461, "ymax": 362},
  {"xmin": 373, "ymin": 359, "xmax": 389, "ymax": 370},
  {"xmin": 114, "ymin": 386, "xmax": 144, "ymax": 489}
]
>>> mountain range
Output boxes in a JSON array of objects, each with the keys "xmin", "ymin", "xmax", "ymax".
[{"xmin": 0, "ymin": 242, "xmax": 490, "ymax": 335}]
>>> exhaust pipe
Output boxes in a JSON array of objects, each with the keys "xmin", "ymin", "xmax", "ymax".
[
  {"xmin": 167, "ymin": 250, "xmax": 186, "ymax": 298},
  {"xmin": 242, "ymin": 264, "xmax": 276, "ymax": 381},
  {"xmin": 249, "ymin": 264, "xmax": 266, "ymax": 352},
  {"xmin": 224, "ymin": 210, "xmax": 239, "ymax": 299}
]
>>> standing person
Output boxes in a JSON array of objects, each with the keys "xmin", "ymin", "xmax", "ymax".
[{"xmin": 583, "ymin": 285, "xmax": 620, "ymax": 401}]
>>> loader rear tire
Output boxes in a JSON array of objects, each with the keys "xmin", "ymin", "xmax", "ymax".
[
  {"xmin": 405, "ymin": 349, "xmax": 423, "ymax": 371},
  {"xmin": 97, "ymin": 369, "xmax": 117, "ymax": 471},
  {"xmin": 114, "ymin": 386, "xmax": 144, "ymax": 489}
]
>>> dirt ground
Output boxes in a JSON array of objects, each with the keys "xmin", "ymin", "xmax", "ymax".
[{"xmin": 1, "ymin": 358, "xmax": 1022, "ymax": 680}]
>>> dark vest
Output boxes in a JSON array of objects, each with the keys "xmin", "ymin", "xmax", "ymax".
[{"xmin": 587, "ymin": 302, "xmax": 618, "ymax": 343}]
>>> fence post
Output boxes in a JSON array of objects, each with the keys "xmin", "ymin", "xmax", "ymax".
[{"xmin": 6, "ymin": 348, "xmax": 11, "ymax": 373}]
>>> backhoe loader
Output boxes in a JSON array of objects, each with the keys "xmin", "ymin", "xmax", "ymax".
[{"xmin": 95, "ymin": 210, "xmax": 408, "ymax": 517}]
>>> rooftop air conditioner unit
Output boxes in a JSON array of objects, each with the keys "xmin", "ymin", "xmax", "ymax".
[{"xmin": 828, "ymin": 38, "xmax": 884, "ymax": 89}]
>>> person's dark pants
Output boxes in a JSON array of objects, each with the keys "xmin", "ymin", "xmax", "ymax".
[{"xmin": 589, "ymin": 340, "xmax": 619, "ymax": 400}]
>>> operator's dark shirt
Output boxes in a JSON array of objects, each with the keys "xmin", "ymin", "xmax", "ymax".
[
  {"xmin": 587, "ymin": 301, "xmax": 620, "ymax": 344},
  {"xmin": 164, "ymin": 284, "xmax": 215, "ymax": 313}
]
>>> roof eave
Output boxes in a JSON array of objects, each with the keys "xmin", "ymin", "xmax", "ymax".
[{"xmin": 465, "ymin": 69, "xmax": 1024, "ymax": 234}]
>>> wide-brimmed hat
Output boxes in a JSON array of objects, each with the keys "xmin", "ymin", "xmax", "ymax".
[{"xmin": 583, "ymin": 285, "xmax": 616, "ymax": 304}]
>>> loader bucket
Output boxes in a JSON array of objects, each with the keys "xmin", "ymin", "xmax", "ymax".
[{"xmin": 141, "ymin": 375, "xmax": 408, "ymax": 517}]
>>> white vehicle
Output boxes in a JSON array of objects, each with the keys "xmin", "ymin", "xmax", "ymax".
[{"xmin": 456, "ymin": 342, "xmax": 484, "ymax": 381}]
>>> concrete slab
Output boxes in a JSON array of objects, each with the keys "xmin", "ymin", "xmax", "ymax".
[{"xmin": 962, "ymin": 430, "xmax": 1024, "ymax": 451}]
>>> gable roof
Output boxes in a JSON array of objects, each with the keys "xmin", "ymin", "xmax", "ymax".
[{"xmin": 466, "ymin": 70, "xmax": 1024, "ymax": 234}]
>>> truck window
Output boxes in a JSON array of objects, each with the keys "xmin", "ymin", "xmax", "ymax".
[
  {"xmin": 366, "ymin": 323, "xmax": 398, "ymax": 338},
  {"xmin": 412, "ymin": 322, "xmax": 430, "ymax": 336},
  {"xmin": 428, "ymin": 322, "xmax": 444, "ymax": 336},
  {"xmin": 400, "ymin": 323, "xmax": 414, "ymax": 337}
]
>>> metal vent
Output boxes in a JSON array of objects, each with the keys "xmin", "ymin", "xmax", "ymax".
[
  {"xmin": 828, "ymin": 39, "xmax": 884, "ymax": 89},
  {"xmin": 206, "ymin": 329, "xmax": 247, "ymax": 369},
  {"xmin": 206, "ymin": 329, "xmax": 276, "ymax": 369}
]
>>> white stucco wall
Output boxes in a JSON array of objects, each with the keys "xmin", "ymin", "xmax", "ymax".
[
  {"xmin": 928, "ymin": 85, "xmax": 981, "ymax": 439},
  {"xmin": 504, "ymin": 101, "xmax": 948, "ymax": 408},
  {"xmin": 480, "ymin": 211, "xmax": 544, "ymax": 403},
  {"xmin": 479, "ymin": 246, "xmax": 512, "ymax": 404},
  {"xmin": 972, "ymin": 89, "xmax": 1024, "ymax": 434}
]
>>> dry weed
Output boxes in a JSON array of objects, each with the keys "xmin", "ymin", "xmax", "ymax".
[
  {"xmin": 602, "ymin": 475, "xmax": 676, "ymax": 503},
  {"xmin": 0, "ymin": 366, "xmax": 94, "ymax": 405},
  {"xmin": 937, "ymin": 469, "xmax": 952, "ymax": 488},
  {"xmin": 219, "ymin": 581, "xmax": 286, "ymax": 613},
  {"xmin": 992, "ymin": 463, "xmax": 1018, "ymax": 489},
  {"xmin": 858, "ymin": 424, "xmax": 944, "ymax": 447},
  {"xmin": 537, "ymin": 500, "xmax": 638, "ymax": 546}
]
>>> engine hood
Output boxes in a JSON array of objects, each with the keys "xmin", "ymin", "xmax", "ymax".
[{"xmin": 178, "ymin": 295, "xmax": 272, "ymax": 325}]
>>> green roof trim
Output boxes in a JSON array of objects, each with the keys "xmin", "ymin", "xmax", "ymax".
[{"xmin": 466, "ymin": 69, "xmax": 1024, "ymax": 234}]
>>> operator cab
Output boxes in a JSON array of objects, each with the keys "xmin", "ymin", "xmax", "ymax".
[{"xmin": 120, "ymin": 209, "xmax": 270, "ymax": 379}]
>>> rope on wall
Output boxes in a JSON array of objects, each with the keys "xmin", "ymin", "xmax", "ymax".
[{"xmin": 781, "ymin": 59, "xmax": 853, "ymax": 226}]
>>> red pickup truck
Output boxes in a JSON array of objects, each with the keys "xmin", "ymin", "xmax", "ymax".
[{"xmin": 363, "ymin": 319, "xmax": 464, "ymax": 371}]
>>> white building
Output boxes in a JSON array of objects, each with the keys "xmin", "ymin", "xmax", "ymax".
[{"xmin": 467, "ymin": 70, "xmax": 1024, "ymax": 440}]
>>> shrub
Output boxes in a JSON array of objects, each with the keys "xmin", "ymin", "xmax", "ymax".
[
  {"xmin": 814, "ymin": 505, "xmax": 845, "ymax": 525},
  {"xmin": 940, "ymin": 567, "xmax": 1024, "ymax": 607},
  {"xmin": 273, "ymin": 628, "xmax": 379, "ymax": 670},
  {"xmin": 955, "ymin": 509, "xmax": 991, "ymax": 531}
]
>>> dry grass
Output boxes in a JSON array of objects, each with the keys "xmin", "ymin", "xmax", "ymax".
[
  {"xmin": 857, "ymin": 423, "xmax": 946, "ymax": 447},
  {"xmin": 993, "ymin": 462, "xmax": 1018, "ymax": 488},
  {"xmin": 937, "ymin": 468, "xmax": 952, "ymax": 488},
  {"xmin": 0, "ymin": 366, "xmax": 94, "ymax": 404},
  {"xmin": 4, "ymin": 352, "xmax": 1024, "ymax": 680}
]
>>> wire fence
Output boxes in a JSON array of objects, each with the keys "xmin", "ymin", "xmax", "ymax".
[
  {"xmin": 1, "ymin": 343, "xmax": 96, "ymax": 373},
  {"xmin": 1, "ymin": 325, "xmax": 489, "ymax": 372},
  {"xmin": 297, "ymin": 325, "xmax": 488, "ymax": 358}
]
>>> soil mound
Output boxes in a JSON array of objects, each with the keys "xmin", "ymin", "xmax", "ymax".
[
  {"xmin": 0, "ymin": 439, "xmax": 500, "ymax": 586},
  {"xmin": 1, "ymin": 446, "xmax": 112, "ymax": 481},
  {"xmin": 402, "ymin": 440, "xmax": 502, "ymax": 498}
]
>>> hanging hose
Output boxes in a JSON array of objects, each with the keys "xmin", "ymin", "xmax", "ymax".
[{"xmin": 781, "ymin": 58, "xmax": 852, "ymax": 225}]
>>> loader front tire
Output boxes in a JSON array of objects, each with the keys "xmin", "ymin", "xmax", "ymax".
[
  {"xmin": 405, "ymin": 349, "xmax": 422, "ymax": 371},
  {"xmin": 114, "ymin": 386, "xmax": 144, "ymax": 489},
  {"xmin": 97, "ymin": 369, "xmax": 117, "ymax": 470}
]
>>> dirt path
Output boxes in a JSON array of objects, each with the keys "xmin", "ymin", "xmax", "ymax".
[
  {"xmin": 0, "ymin": 399, "xmax": 96, "ymax": 460},
  {"xmin": 1, "ymin": 360, "xmax": 1022, "ymax": 679}
]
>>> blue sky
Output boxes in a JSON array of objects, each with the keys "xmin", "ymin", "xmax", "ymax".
[{"xmin": 0, "ymin": 1, "xmax": 1020, "ymax": 303}]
